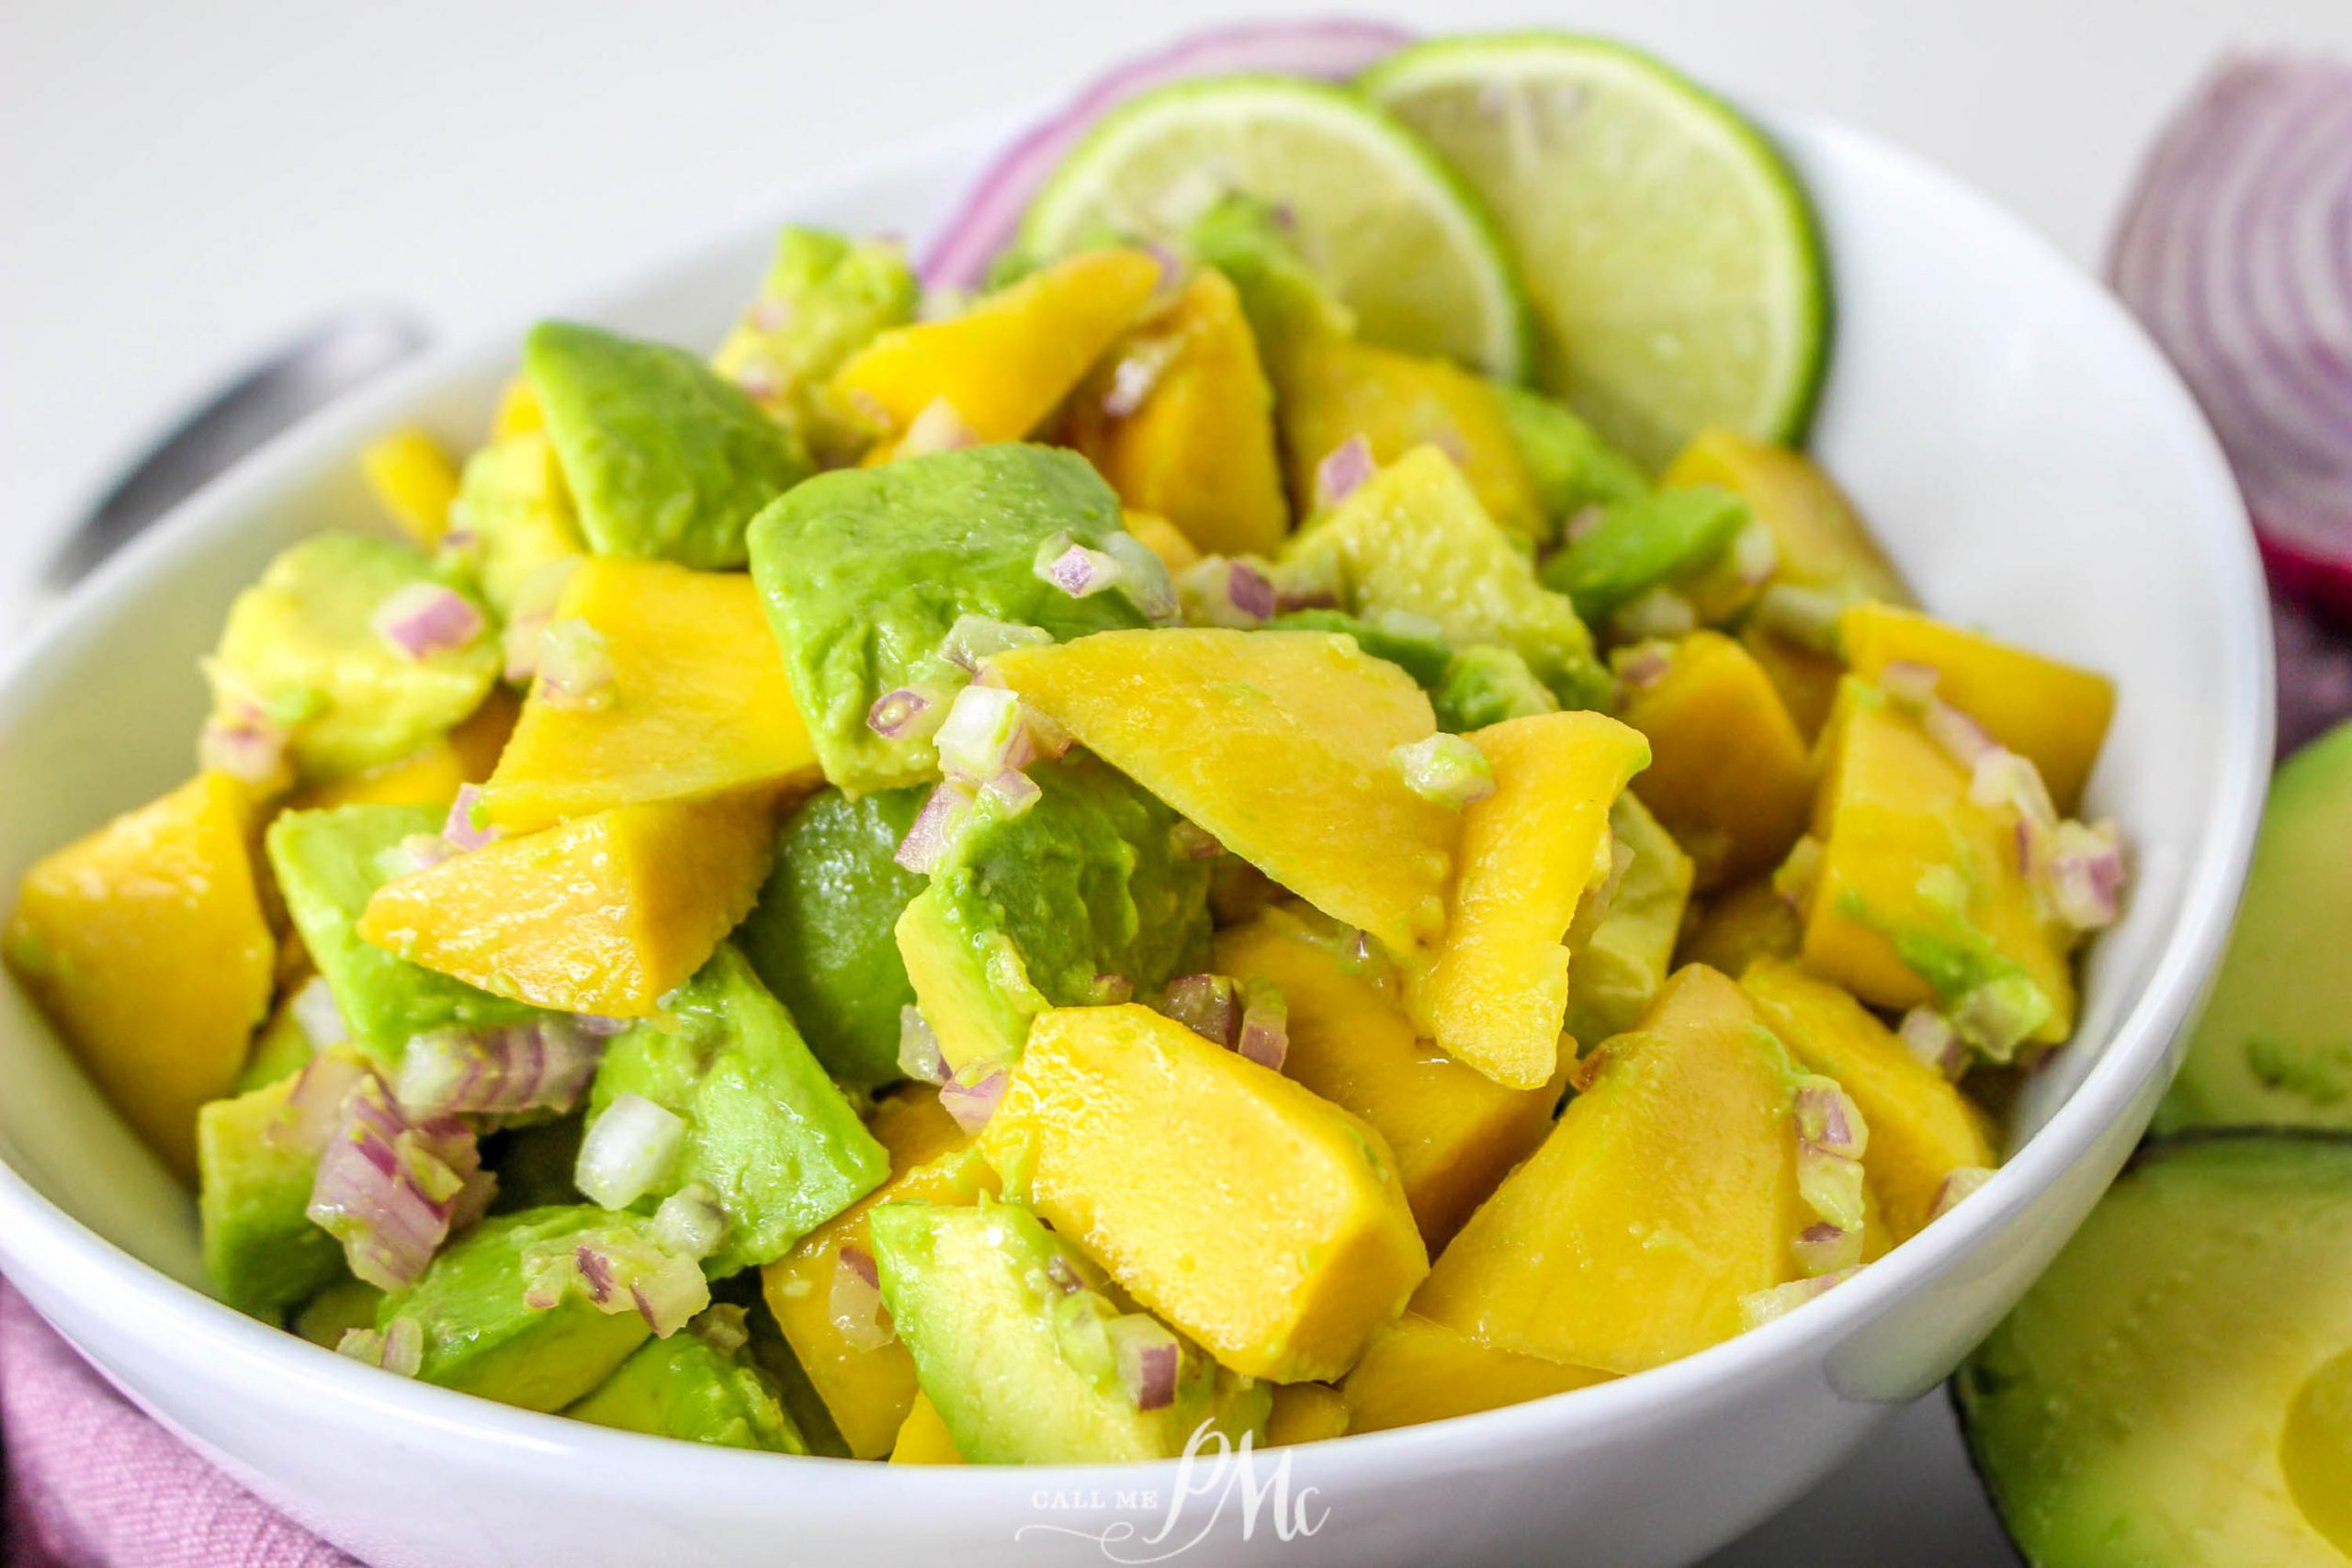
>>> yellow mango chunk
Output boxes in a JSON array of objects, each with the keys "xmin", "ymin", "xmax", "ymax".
[
  {"xmin": 359, "ymin": 427, "xmax": 462, "ymax": 547},
  {"xmin": 1275, "ymin": 333, "xmax": 1542, "ymax": 538},
  {"xmin": 1739, "ymin": 621, "xmax": 1845, "ymax": 742},
  {"xmin": 992, "ymin": 628, "xmax": 1457, "ymax": 955},
  {"xmin": 1063, "ymin": 270, "xmax": 1289, "ymax": 558},
  {"xmin": 1840, "ymin": 603, "xmax": 2116, "ymax": 813},
  {"xmin": 833, "ymin": 249, "xmax": 1162, "ymax": 443},
  {"xmin": 1804, "ymin": 677, "xmax": 2075, "ymax": 1044},
  {"xmin": 292, "ymin": 688, "xmax": 518, "ymax": 812},
  {"xmin": 1122, "ymin": 508, "xmax": 1202, "ymax": 573},
  {"xmin": 1343, "ymin": 1313, "xmax": 1611, "ymax": 1433},
  {"xmin": 1616, "ymin": 630, "xmax": 1813, "ymax": 890},
  {"xmin": 888, "ymin": 1392, "xmax": 966, "ymax": 1465},
  {"xmin": 5, "ymin": 774, "xmax": 275, "ymax": 1179},
  {"xmin": 981, "ymin": 1004, "xmax": 1428, "ymax": 1382},
  {"xmin": 356, "ymin": 794, "xmax": 773, "ymax": 1017},
  {"xmin": 481, "ymin": 559, "xmax": 820, "ymax": 831},
  {"xmin": 1408, "ymin": 712, "xmax": 1651, "ymax": 1091},
  {"xmin": 763, "ymin": 1089, "xmax": 995, "ymax": 1459},
  {"xmin": 1264, "ymin": 1382, "xmax": 1351, "ymax": 1447},
  {"xmin": 1677, "ymin": 874, "xmax": 1804, "ymax": 978},
  {"xmin": 1743, "ymin": 961, "xmax": 1996, "ymax": 1241},
  {"xmin": 1664, "ymin": 429, "xmax": 1910, "ymax": 603},
  {"xmin": 1215, "ymin": 905, "xmax": 1564, "ymax": 1248},
  {"xmin": 1412, "ymin": 966, "xmax": 1803, "ymax": 1374},
  {"xmin": 491, "ymin": 377, "xmax": 544, "ymax": 441}
]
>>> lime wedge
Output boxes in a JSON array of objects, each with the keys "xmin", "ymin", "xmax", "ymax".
[
  {"xmin": 1021, "ymin": 75, "xmax": 1535, "ymax": 380},
  {"xmin": 1361, "ymin": 34, "xmax": 1830, "ymax": 468}
]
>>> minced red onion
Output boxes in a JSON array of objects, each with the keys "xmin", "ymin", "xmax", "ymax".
[
  {"xmin": 898, "ymin": 396, "xmax": 978, "ymax": 457},
  {"xmin": 1102, "ymin": 335, "xmax": 1185, "ymax": 419},
  {"xmin": 1897, "ymin": 1007, "xmax": 1969, "ymax": 1080},
  {"xmin": 536, "ymin": 617, "xmax": 616, "ymax": 711},
  {"xmin": 1104, "ymin": 533, "xmax": 1181, "ymax": 622},
  {"xmin": 1792, "ymin": 1220, "xmax": 1862, "ymax": 1277},
  {"xmin": 1750, "ymin": 584, "xmax": 1849, "ymax": 655},
  {"xmin": 306, "ymin": 1077, "xmax": 487, "ymax": 1291},
  {"xmin": 395, "ymin": 1016, "xmax": 604, "ymax": 1121},
  {"xmin": 895, "ymin": 779, "xmax": 978, "ymax": 874},
  {"xmin": 265, "ymin": 1049, "xmax": 370, "ymax": 1153},
  {"xmin": 898, "ymin": 1006, "xmax": 949, "ymax": 1085},
  {"xmin": 1270, "ymin": 552, "xmax": 1341, "ymax": 613},
  {"xmin": 522, "ymin": 1224, "xmax": 709, "ymax": 1337},
  {"xmin": 1729, "ymin": 520, "xmax": 1781, "ymax": 586},
  {"xmin": 1795, "ymin": 1140, "xmax": 1868, "ymax": 1235},
  {"xmin": 650, "ymin": 1183, "xmax": 729, "ymax": 1262},
  {"xmin": 1235, "ymin": 979, "xmax": 1288, "ymax": 1072},
  {"xmin": 1920, "ymin": 697, "xmax": 1998, "ymax": 770},
  {"xmin": 1313, "ymin": 435, "xmax": 1375, "ymax": 511},
  {"xmin": 288, "ymin": 975, "xmax": 349, "ymax": 1050},
  {"xmin": 939, "ymin": 1067, "xmax": 1009, "ymax": 1134},
  {"xmin": 935, "ymin": 684, "xmax": 1034, "ymax": 783},
  {"xmin": 1391, "ymin": 733, "xmax": 1498, "ymax": 808},
  {"xmin": 942, "ymin": 615, "xmax": 1051, "ymax": 671},
  {"xmin": 866, "ymin": 687, "xmax": 933, "ymax": 740},
  {"xmin": 1035, "ymin": 531, "xmax": 1125, "ymax": 597},
  {"xmin": 443, "ymin": 784, "xmax": 497, "ymax": 852},
  {"xmin": 335, "ymin": 1317, "xmax": 423, "ymax": 1377},
  {"xmin": 692, "ymin": 1303, "xmax": 752, "ymax": 1356},
  {"xmin": 198, "ymin": 702, "xmax": 288, "ymax": 788},
  {"xmin": 1929, "ymin": 1166, "xmax": 1996, "ymax": 1222},
  {"xmin": 372, "ymin": 581, "xmax": 484, "ymax": 662},
  {"xmin": 1613, "ymin": 639, "xmax": 1676, "ymax": 691},
  {"xmin": 981, "ymin": 768, "xmax": 1043, "ymax": 818},
  {"xmin": 1792, "ymin": 1079, "xmax": 1866, "ymax": 1160},
  {"xmin": 2042, "ymin": 819, "xmax": 2126, "ymax": 931},
  {"xmin": 575, "ymin": 1091, "xmax": 685, "ymax": 1210},
  {"xmin": 829, "ymin": 1244, "xmax": 895, "ymax": 1351},
  {"xmin": 1159, "ymin": 974, "xmax": 1240, "ymax": 1046},
  {"xmin": 1108, "ymin": 1314, "xmax": 1182, "ymax": 1411},
  {"xmin": 1176, "ymin": 557, "xmax": 1274, "ymax": 629},
  {"xmin": 1562, "ymin": 504, "xmax": 1606, "ymax": 545},
  {"xmin": 1949, "ymin": 974, "xmax": 2053, "ymax": 1063},
  {"xmin": 1739, "ymin": 1268, "xmax": 1860, "ymax": 1331},
  {"xmin": 1610, "ymin": 585, "xmax": 1696, "ymax": 640},
  {"xmin": 501, "ymin": 560, "xmax": 582, "ymax": 682}
]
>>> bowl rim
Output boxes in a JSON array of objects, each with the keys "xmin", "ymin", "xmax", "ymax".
[{"xmin": 0, "ymin": 101, "xmax": 2274, "ymax": 1508}]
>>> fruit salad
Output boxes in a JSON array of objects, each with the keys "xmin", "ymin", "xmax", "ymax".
[{"xmin": 2, "ymin": 28, "xmax": 2125, "ymax": 1463}]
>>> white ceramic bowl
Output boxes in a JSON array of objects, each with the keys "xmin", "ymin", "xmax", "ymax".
[{"xmin": 0, "ymin": 104, "xmax": 2271, "ymax": 1568}]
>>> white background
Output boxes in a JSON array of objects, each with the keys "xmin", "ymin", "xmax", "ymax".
[{"xmin": 4, "ymin": 1, "xmax": 2349, "ymax": 1561}]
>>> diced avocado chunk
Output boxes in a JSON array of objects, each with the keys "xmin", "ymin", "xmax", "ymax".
[
  {"xmin": 456, "ymin": 433, "xmax": 584, "ymax": 618},
  {"xmin": 266, "ymin": 806, "xmax": 543, "ymax": 1065},
  {"xmin": 1565, "ymin": 794, "xmax": 1695, "ymax": 1047},
  {"xmin": 198, "ymin": 1065, "xmax": 354, "ymax": 1320},
  {"xmin": 2159, "ymin": 721, "xmax": 2352, "ymax": 1132},
  {"xmin": 896, "ymin": 753, "xmax": 1212, "ymax": 1073},
  {"xmin": 526, "ymin": 320, "xmax": 814, "ymax": 570},
  {"xmin": 1493, "ymin": 383, "xmax": 1651, "ymax": 535},
  {"xmin": 1541, "ymin": 485, "xmax": 1752, "ymax": 624},
  {"xmin": 746, "ymin": 444, "xmax": 1149, "ymax": 794},
  {"xmin": 868, "ymin": 1199, "xmax": 1267, "ymax": 1465},
  {"xmin": 379, "ymin": 1206, "xmax": 652, "ymax": 1411},
  {"xmin": 1268, "ymin": 609, "xmax": 1453, "ymax": 690},
  {"xmin": 1185, "ymin": 195, "xmax": 1353, "ymax": 353},
  {"xmin": 236, "ymin": 992, "xmax": 316, "ymax": 1093},
  {"xmin": 1433, "ymin": 644, "xmax": 1558, "ymax": 733},
  {"xmin": 712, "ymin": 226, "xmax": 918, "ymax": 464},
  {"xmin": 1956, "ymin": 1134, "xmax": 2352, "ymax": 1564},
  {"xmin": 566, "ymin": 1312, "xmax": 807, "ymax": 1451},
  {"xmin": 291, "ymin": 1276, "xmax": 382, "ymax": 1348},
  {"xmin": 737, "ymin": 786, "xmax": 929, "ymax": 1092},
  {"xmin": 208, "ymin": 534, "xmax": 498, "ymax": 782},
  {"xmin": 582, "ymin": 944, "xmax": 888, "ymax": 1275}
]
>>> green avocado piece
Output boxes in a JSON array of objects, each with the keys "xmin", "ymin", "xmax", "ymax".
[
  {"xmin": 582, "ymin": 943, "xmax": 888, "ymax": 1275},
  {"xmin": 1955, "ymin": 1134, "xmax": 2352, "ymax": 1564},
  {"xmin": 1565, "ymin": 794, "xmax": 1695, "ymax": 1047},
  {"xmin": 265, "ymin": 806, "xmax": 544, "ymax": 1066},
  {"xmin": 1433, "ymin": 644, "xmax": 1559, "ymax": 733},
  {"xmin": 291, "ymin": 1276, "xmax": 383, "ymax": 1348},
  {"xmin": 379, "ymin": 1205, "xmax": 652, "ymax": 1411},
  {"xmin": 566, "ymin": 1314, "xmax": 807, "ymax": 1451},
  {"xmin": 455, "ymin": 433, "xmax": 584, "ymax": 619},
  {"xmin": 235, "ymin": 993, "xmax": 316, "ymax": 1093},
  {"xmin": 712, "ymin": 226, "xmax": 918, "ymax": 465},
  {"xmin": 1186, "ymin": 195, "xmax": 1354, "ymax": 353},
  {"xmin": 741, "ymin": 1302, "xmax": 854, "ymax": 1458},
  {"xmin": 209, "ymin": 534, "xmax": 498, "ymax": 782},
  {"xmin": 1541, "ymin": 485, "xmax": 1751, "ymax": 624},
  {"xmin": 1268, "ymin": 609, "xmax": 1454, "ymax": 690},
  {"xmin": 897, "ymin": 752, "xmax": 1213, "ymax": 1074},
  {"xmin": 526, "ymin": 320, "xmax": 814, "ymax": 570},
  {"xmin": 869, "ymin": 1199, "xmax": 1268, "ymax": 1465},
  {"xmin": 1493, "ymin": 384, "xmax": 1650, "ymax": 540},
  {"xmin": 746, "ymin": 444, "xmax": 1149, "ymax": 794},
  {"xmin": 737, "ymin": 785, "xmax": 929, "ymax": 1093},
  {"xmin": 198, "ymin": 1064, "xmax": 355, "ymax": 1320},
  {"xmin": 2159, "ymin": 721, "xmax": 2352, "ymax": 1132}
]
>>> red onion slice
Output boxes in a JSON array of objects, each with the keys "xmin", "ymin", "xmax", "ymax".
[
  {"xmin": 372, "ymin": 582, "xmax": 484, "ymax": 661},
  {"xmin": 395, "ymin": 1016, "xmax": 605, "ymax": 1120},
  {"xmin": 895, "ymin": 778, "xmax": 978, "ymax": 874},
  {"xmin": 521, "ymin": 1222, "xmax": 710, "ymax": 1337},
  {"xmin": 1107, "ymin": 1313, "xmax": 1182, "ymax": 1411},
  {"xmin": 1159, "ymin": 974, "xmax": 1240, "ymax": 1046},
  {"xmin": 2110, "ymin": 58, "xmax": 2352, "ymax": 611},
  {"xmin": 1740, "ymin": 1267, "xmax": 1861, "ymax": 1331},
  {"xmin": 1236, "ymin": 978, "xmax": 1288, "ymax": 1072},
  {"xmin": 898, "ymin": 1005, "xmax": 949, "ymax": 1085},
  {"xmin": 306, "ymin": 1077, "xmax": 486, "ymax": 1291},
  {"xmin": 442, "ymin": 784, "xmax": 498, "ymax": 853},
  {"xmin": 919, "ymin": 20, "xmax": 1415, "ymax": 288},
  {"xmin": 536, "ymin": 617, "xmax": 615, "ymax": 711},
  {"xmin": 574, "ymin": 1090, "xmax": 685, "ymax": 1210},
  {"xmin": 1390, "ymin": 733, "xmax": 1498, "ymax": 808},
  {"xmin": 1314, "ymin": 435, "xmax": 1377, "ymax": 510},
  {"xmin": 939, "ymin": 1066, "xmax": 1009, "ymax": 1134},
  {"xmin": 829, "ymin": 1243, "xmax": 896, "ymax": 1351},
  {"xmin": 198, "ymin": 701, "xmax": 289, "ymax": 788}
]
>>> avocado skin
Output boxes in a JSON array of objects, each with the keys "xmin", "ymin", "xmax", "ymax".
[
  {"xmin": 746, "ymin": 444, "xmax": 1148, "ymax": 795},
  {"xmin": 198, "ymin": 1071, "xmax": 350, "ymax": 1321},
  {"xmin": 567, "ymin": 1329, "xmax": 807, "ymax": 1452},
  {"xmin": 526, "ymin": 320, "xmax": 812, "ymax": 570},
  {"xmin": 738, "ymin": 786, "xmax": 929, "ymax": 1093}
]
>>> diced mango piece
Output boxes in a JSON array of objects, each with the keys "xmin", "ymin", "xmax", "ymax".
[
  {"xmin": 1804, "ymin": 677, "xmax": 2075, "ymax": 1043},
  {"xmin": 481, "ymin": 559, "xmax": 820, "ymax": 831},
  {"xmin": 459, "ymin": 432, "xmax": 584, "ymax": 618},
  {"xmin": 1063, "ymin": 269, "xmax": 1289, "ymax": 558},
  {"xmin": 1677, "ymin": 875, "xmax": 1803, "ymax": 978},
  {"xmin": 291, "ymin": 688, "xmax": 518, "ymax": 812},
  {"xmin": 992, "ymin": 628, "xmax": 1457, "ymax": 955},
  {"xmin": 833, "ymin": 249, "xmax": 1162, "ymax": 443},
  {"xmin": 1663, "ymin": 430, "xmax": 1910, "ymax": 604},
  {"xmin": 356, "ymin": 794, "xmax": 773, "ymax": 1016},
  {"xmin": 981, "ymin": 1004, "xmax": 1428, "ymax": 1382},
  {"xmin": 888, "ymin": 1392, "xmax": 966, "ymax": 1465},
  {"xmin": 359, "ymin": 427, "xmax": 462, "ymax": 547},
  {"xmin": 1839, "ymin": 603, "xmax": 2116, "ymax": 813},
  {"xmin": 1411, "ymin": 966, "xmax": 1803, "ymax": 1374},
  {"xmin": 1215, "ymin": 905, "xmax": 1565, "ymax": 1247},
  {"xmin": 1408, "ymin": 712, "xmax": 1651, "ymax": 1091},
  {"xmin": 1616, "ymin": 630, "xmax": 1813, "ymax": 890},
  {"xmin": 761, "ymin": 1088, "xmax": 997, "ymax": 1459},
  {"xmin": 490, "ymin": 377, "xmax": 543, "ymax": 441},
  {"xmin": 5, "ymin": 774, "xmax": 275, "ymax": 1179},
  {"xmin": 1740, "ymin": 621, "xmax": 1845, "ymax": 741},
  {"xmin": 1264, "ymin": 1382, "xmax": 1351, "ymax": 1447},
  {"xmin": 1341, "ymin": 1313, "xmax": 1611, "ymax": 1434},
  {"xmin": 1122, "ymin": 508, "xmax": 1202, "ymax": 573},
  {"xmin": 1743, "ymin": 961, "xmax": 1997, "ymax": 1241},
  {"xmin": 1274, "ymin": 334, "xmax": 1543, "ymax": 539}
]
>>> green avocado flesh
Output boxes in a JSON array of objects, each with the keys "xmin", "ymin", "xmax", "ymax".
[
  {"xmin": 1956, "ymin": 1134, "xmax": 2352, "ymax": 1565},
  {"xmin": 209, "ymin": 534, "xmax": 498, "ymax": 782},
  {"xmin": 582, "ymin": 943, "xmax": 887, "ymax": 1275},
  {"xmin": 526, "ymin": 319, "xmax": 813, "ymax": 570},
  {"xmin": 898, "ymin": 752, "xmax": 1213, "ymax": 1074},
  {"xmin": 867, "ymin": 1199, "xmax": 1266, "ymax": 1464},
  {"xmin": 1493, "ymin": 382, "xmax": 1650, "ymax": 537},
  {"xmin": 1566, "ymin": 793, "xmax": 1695, "ymax": 1047},
  {"xmin": 746, "ymin": 443, "xmax": 1148, "ymax": 794},
  {"xmin": 457, "ymin": 433, "xmax": 582, "ymax": 617},
  {"xmin": 381, "ymin": 1206, "xmax": 651, "ymax": 1410},
  {"xmin": 1433, "ymin": 643, "xmax": 1558, "ymax": 732},
  {"xmin": 737, "ymin": 785, "xmax": 929, "ymax": 1092},
  {"xmin": 2159, "ymin": 722, "xmax": 2352, "ymax": 1133},
  {"xmin": 566, "ymin": 1317, "xmax": 807, "ymax": 1452},
  {"xmin": 712, "ymin": 225, "xmax": 917, "ymax": 465},
  {"xmin": 1541, "ymin": 484, "xmax": 1751, "ymax": 624},
  {"xmin": 265, "ymin": 805, "xmax": 543, "ymax": 1064},
  {"xmin": 198, "ymin": 1067, "xmax": 350, "ymax": 1320}
]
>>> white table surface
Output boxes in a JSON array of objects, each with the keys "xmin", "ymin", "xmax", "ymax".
[{"xmin": 3, "ymin": 2, "xmax": 2346, "ymax": 1561}]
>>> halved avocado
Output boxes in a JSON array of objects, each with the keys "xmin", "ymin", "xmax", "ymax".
[{"xmin": 1955, "ymin": 1133, "xmax": 2352, "ymax": 1564}]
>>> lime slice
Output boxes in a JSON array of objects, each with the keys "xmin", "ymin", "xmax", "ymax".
[
  {"xmin": 1021, "ymin": 75, "xmax": 1535, "ymax": 380},
  {"xmin": 1361, "ymin": 34, "xmax": 1830, "ymax": 468}
]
